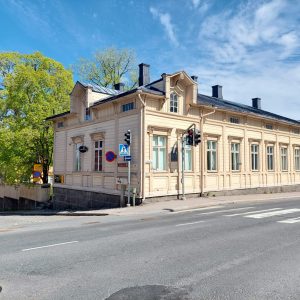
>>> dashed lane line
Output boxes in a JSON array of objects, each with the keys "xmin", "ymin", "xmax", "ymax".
[
  {"xmin": 175, "ymin": 221, "xmax": 205, "ymax": 227},
  {"xmin": 278, "ymin": 217, "xmax": 300, "ymax": 224},
  {"xmin": 21, "ymin": 241, "xmax": 79, "ymax": 252}
]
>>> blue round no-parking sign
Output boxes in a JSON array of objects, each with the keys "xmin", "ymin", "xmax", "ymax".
[{"xmin": 106, "ymin": 151, "xmax": 116, "ymax": 162}]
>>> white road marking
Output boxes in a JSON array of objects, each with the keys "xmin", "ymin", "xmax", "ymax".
[
  {"xmin": 278, "ymin": 217, "xmax": 300, "ymax": 224},
  {"xmin": 197, "ymin": 207, "xmax": 255, "ymax": 215},
  {"xmin": 245, "ymin": 208, "xmax": 300, "ymax": 219},
  {"xmin": 171, "ymin": 205, "xmax": 224, "ymax": 214},
  {"xmin": 21, "ymin": 241, "xmax": 79, "ymax": 252},
  {"xmin": 225, "ymin": 207, "xmax": 282, "ymax": 217},
  {"xmin": 175, "ymin": 221, "xmax": 205, "ymax": 227}
]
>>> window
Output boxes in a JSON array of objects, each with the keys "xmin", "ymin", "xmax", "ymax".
[
  {"xmin": 152, "ymin": 136, "xmax": 167, "ymax": 171},
  {"xmin": 281, "ymin": 147, "xmax": 288, "ymax": 171},
  {"xmin": 75, "ymin": 143, "xmax": 82, "ymax": 171},
  {"xmin": 170, "ymin": 93, "xmax": 178, "ymax": 113},
  {"xmin": 295, "ymin": 148, "xmax": 300, "ymax": 171},
  {"xmin": 231, "ymin": 143, "xmax": 240, "ymax": 171},
  {"xmin": 57, "ymin": 121, "xmax": 64, "ymax": 128},
  {"xmin": 122, "ymin": 102, "xmax": 135, "ymax": 112},
  {"xmin": 266, "ymin": 124, "xmax": 273, "ymax": 130},
  {"xmin": 184, "ymin": 144, "xmax": 192, "ymax": 171},
  {"xmin": 207, "ymin": 141, "xmax": 217, "ymax": 171},
  {"xmin": 293, "ymin": 129, "xmax": 300, "ymax": 135},
  {"xmin": 251, "ymin": 144, "xmax": 259, "ymax": 171},
  {"xmin": 94, "ymin": 141, "xmax": 103, "ymax": 171},
  {"xmin": 230, "ymin": 117, "xmax": 240, "ymax": 124},
  {"xmin": 267, "ymin": 146, "xmax": 274, "ymax": 171},
  {"xmin": 85, "ymin": 107, "xmax": 91, "ymax": 121}
]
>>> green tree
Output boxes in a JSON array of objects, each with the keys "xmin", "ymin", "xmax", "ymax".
[
  {"xmin": 0, "ymin": 52, "xmax": 73, "ymax": 184},
  {"xmin": 74, "ymin": 47, "xmax": 138, "ymax": 89}
]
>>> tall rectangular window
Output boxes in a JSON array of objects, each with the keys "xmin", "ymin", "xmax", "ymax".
[
  {"xmin": 184, "ymin": 144, "xmax": 192, "ymax": 171},
  {"xmin": 85, "ymin": 107, "xmax": 91, "ymax": 121},
  {"xmin": 152, "ymin": 136, "xmax": 167, "ymax": 171},
  {"xmin": 75, "ymin": 143, "xmax": 82, "ymax": 171},
  {"xmin": 170, "ymin": 93, "xmax": 178, "ymax": 113},
  {"xmin": 295, "ymin": 148, "xmax": 300, "ymax": 171},
  {"xmin": 207, "ymin": 141, "xmax": 217, "ymax": 171},
  {"xmin": 281, "ymin": 147, "xmax": 288, "ymax": 171},
  {"xmin": 94, "ymin": 141, "xmax": 103, "ymax": 171},
  {"xmin": 267, "ymin": 146, "xmax": 274, "ymax": 171},
  {"xmin": 251, "ymin": 144, "xmax": 259, "ymax": 171},
  {"xmin": 231, "ymin": 143, "xmax": 240, "ymax": 171}
]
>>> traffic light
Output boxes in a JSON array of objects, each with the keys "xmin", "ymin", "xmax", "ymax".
[
  {"xmin": 194, "ymin": 129, "xmax": 201, "ymax": 146},
  {"xmin": 124, "ymin": 129, "xmax": 131, "ymax": 145},
  {"xmin": 186, "ymin": 129, "xmax": 194, "ymax": 146}
]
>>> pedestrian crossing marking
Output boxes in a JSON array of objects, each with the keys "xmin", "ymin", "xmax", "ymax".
[
  {"xmin": 197, "ymin": 206, "xmax": 255, "ymax": 215},
  {"xmin": 224, "ymin": 207, "xmax": 282, "ymax": 217},
  {"xmin": 278, "ymin": 217, "xmax": 300, "ymax": 224},
  {"xmin": 245, "ymin": 208, "xmax": 300, "ymax": 219}
]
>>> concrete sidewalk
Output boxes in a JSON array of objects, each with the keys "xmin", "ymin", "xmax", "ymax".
[
  {"xmin": 57, "ymin": 191, "xmax": 300, "ymax": 216},
  {"xmin": 1, "ymin": 191, "xmax": 300, "ymax": 217}
]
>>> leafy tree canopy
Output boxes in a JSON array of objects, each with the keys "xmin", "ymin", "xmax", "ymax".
[
  {"xmin": 74, "ymin": 47, "xmax": 138, "ymax": 90},
  {"xmin": 0, "ymin": 51, "xmax": 73, "ymax": 184}
]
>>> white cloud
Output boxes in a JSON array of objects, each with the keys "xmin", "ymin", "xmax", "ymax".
[
  {"xmin": 191, "ymin": 0, "xmax": 300, "ymax": 119},
  {"xmin": 150, "ymin": 7, "xmax": 179, "ymax": 47}
]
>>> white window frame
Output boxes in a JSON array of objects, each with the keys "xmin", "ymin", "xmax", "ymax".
[
  {"xmin": 152, "ymin": 135, "xmax": 167, "ymax": 171},
  {"xmin": 267, "ymin": 146, "xmax": 274, "ymax": 171},
  {"xmin": 170, "ymin": 92, "xmax": 178, "ymax": 113},
  {"xmin": 184, "ymin": 144, "xmax": 192, "ymax": 171},
  {"xmin": 231, "ymin": 143, "xmax": 240, "ymax": 171},
  {"xmin": 281, "ymin": 147, "xmax": 288, "ymax": 171},
  {"xmin": 295, "ymin": 148, "xmax": 300, "ymax": 171},
  {"xmin": 207, "ymin": 140, "xmax": 217, "ymax": 171},
  {"xmin": 94, "ymin": 141, "xmax": 103, "ymax": 172},
  {"xmin": 251, "ymin": 144, "xmax": 259, "ymax": 171},
  {"xmin": 74, "ymin": 143, "xmax": 82, "ymax": 171}
]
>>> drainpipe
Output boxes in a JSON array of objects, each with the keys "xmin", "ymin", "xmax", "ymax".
[
  {"xmin": 200, "ymin": 108, "xmax": 216, "ymax": 196},
  {"xmin": 137, "ymin": 91, "xmax": 146, "ymax": 202}
]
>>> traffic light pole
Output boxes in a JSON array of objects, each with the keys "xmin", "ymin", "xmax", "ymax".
[
  {"xmin": 127, "ymin": 144, "xmax": 131, "ymax": 207},
  {"xmin": 181, "ymin": 123, "xmax": 196, "ymax": 200},
  {"xmin": 181, "ymin": 137, "xmax": 186, "ymax": 200}
]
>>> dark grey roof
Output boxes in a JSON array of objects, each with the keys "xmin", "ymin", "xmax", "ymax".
[
  {"xmin": 45, "ymin": 111, "xmax": 70, "ymax": 121},
  {"xmin": 198, "ymin": 94, "xmax": 300, "ymax": 125},
  {"xmin": 92, "ymin": 82, "xmax": 164, "ymax": 107},
  {"xmin": 79, "ymin": 81, "xmax": 120, "ymax": 95}
]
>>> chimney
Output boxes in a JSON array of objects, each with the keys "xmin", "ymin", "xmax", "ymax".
[
  {"xmin": 114, "ymin": 82, "xmax": 125, "ymax": 92},
  {"xmin": 252, "ymin": 98, "xmax": 261, "ymax": 109},
  {"xmin": 138, "ymin": 63, "xmax": 150, "ymax": 86},
  {"xmin": 212, "ymin": 85, "xmax": 223, "ymax": 99},
  {"xmin": 191, "ymin": 75, "xmax": 198, "ymax": 82}
]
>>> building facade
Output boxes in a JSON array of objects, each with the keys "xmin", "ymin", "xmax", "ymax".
[{"xmin": 48, "ymin": 64, "xmax": 300, "ymax": 209}]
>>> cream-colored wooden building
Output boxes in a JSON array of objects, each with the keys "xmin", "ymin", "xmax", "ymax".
[{"xmin": 48, "ymin": 64, "xmax": 300, "ymax": 209}]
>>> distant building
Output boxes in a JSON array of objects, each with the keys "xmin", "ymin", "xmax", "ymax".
[{"xmin": 47, "ymin": 64, "xmax": 300, "ymax": 209}]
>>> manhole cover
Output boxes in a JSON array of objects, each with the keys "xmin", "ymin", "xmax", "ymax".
[{"xmin": 105, "ymin": 285, "xmax": 191, "ymax": 300}]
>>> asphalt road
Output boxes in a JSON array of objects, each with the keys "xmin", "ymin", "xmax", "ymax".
[{"xmin": 1, "ymin": 197, "xmax": 300, "ymax": 299}]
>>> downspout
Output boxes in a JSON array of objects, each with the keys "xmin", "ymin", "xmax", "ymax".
[
  {"xmin": 200, "ymin": 108, "xmax": 216, "ymax": 196},
  {"xmin": 137, "ymin": 91, "xmax": 146, "ymax": 202}
]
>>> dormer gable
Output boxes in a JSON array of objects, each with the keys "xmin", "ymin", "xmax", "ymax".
[{"xmin": 162, "ymin": 71, "xmax": 198, "ymax": 115}]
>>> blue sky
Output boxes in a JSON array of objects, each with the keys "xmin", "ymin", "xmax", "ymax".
[{"xmin": 1, "ymin": 0, "xmax": 300, "ymax": 119}]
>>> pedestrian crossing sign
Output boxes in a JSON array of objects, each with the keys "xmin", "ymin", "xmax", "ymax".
[{"xmin": 119, "ymin": 144, "xmax": 129, "ymax": 156}]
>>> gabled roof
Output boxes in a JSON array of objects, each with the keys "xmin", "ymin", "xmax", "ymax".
[{"xmin": 198, "ymin": 94, "xmax": 300, "ymax": 125}]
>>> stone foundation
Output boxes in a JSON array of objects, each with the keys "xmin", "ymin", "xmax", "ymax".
[{"xmin": 53, "ymin": 187, "xmax": 142, "ymax": 210}]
